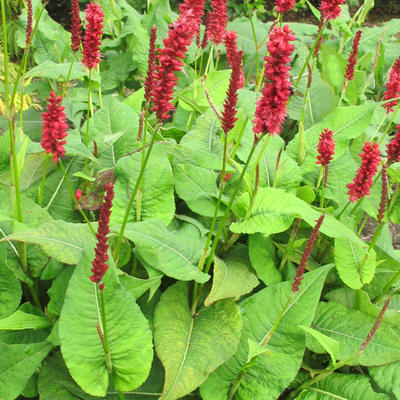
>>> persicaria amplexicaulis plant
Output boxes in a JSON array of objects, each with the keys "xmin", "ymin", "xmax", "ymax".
[
  {"xmin": 377, "ymin": 164, "xmax": 388, "ymax": 225},
  {"xmin": 144, "ymin": 26, "xmax": 157, "ymax": 104},
  {"xmin": 275, "ymin": 0, "xmax": 295, "ymax": 13},
  {"xmin": 25, "ymin": 0, "xmax": 32, "ymax": 45},
  {"xmin": 71, "ymin": 0, "xmax": 82, "ymax": 53},
  {"xmin": 320, "ymin": 0, "xmax": 345, "ymax": 21},
  {"xmin": 387, "ymin": 125, "xmax": 400, "ymax": 164},
  {"xmin": 316, "ymin": 128, "xmax": 335, "ymax": 167},
  {"xmin": 344, "ymin": 30, "xmax": 362, "ymax": 81},
  {"xmin": 207, "ymin": 0, "xmax": 228, "ymax": 45},
  {"xmin": 383, "ymin": 56, "xmax": 400, "ymax": 113}
]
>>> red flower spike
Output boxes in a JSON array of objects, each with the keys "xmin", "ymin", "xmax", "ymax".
[
  {"xmin": 201, "ymin": 12, "xmax": 211, "ymax": 50},
  {"xmin": 144, "ymin": 26, "xmax": 157, "ymax": 103},
  {"xmin": 75, "ymin": 189, "xmax": 83, "ymax": 201},
  {"xmin": 384, "ymin": 57, "xmax": 400, "ymax": 113},
  {"xmin": 82, "ymin": 2, "xmax": 104, "ymax": 70},
  {"xmin": 320, "ymin": 0, "xmax": 345, "ymax": 21},
  {"xmin": 26, "ymin": 0, "xmax": 33, "ymax": 46},
  {"xmin": 151, "ymin": 0, "xmax": 205, "ymax": 120},
  {"xmin": 316, "ymin": 128, "xmax": 335, "ymax": 167},
  {"xmin": 387, "ymin": 127, "xmax": 400, "ymax": 164},
  {"xmin": 253, "ymin": 25, "xmax": 295, "ymax": 137},
  {"xmin": 71, "ymin": 0, "xmax": 82, "ymax": 53},
  {"xmin": 275, "ymin": 0, "xmax": 295, "ymax": 13},
  {"xmin": 292, "ymin": 214, "xmax": 325, "ymax": 293},
  {"xmin": 377, "ymin": 164, "xmax": 388, "ymax": 225},
  {"xmin": 90, "ymin": 183, "xmax": 114, "ymax": 285},
  {"xmin": 224, "ymin": 31, "xmax": 245, "ymax": 89},
  {"xmin": 345, "ymin": 30, "xmax": 362, "ymax": 81},
  {"xmin": 207, "ymin": 0, "xmax": 228, "ymax": 46},
  {"xmin": 41, "ymin": 91, "xmax": 68, "ymax": 162},
  {"xmin": 346, "ymin": 142, "xmax": 381, "ymax": 203}
]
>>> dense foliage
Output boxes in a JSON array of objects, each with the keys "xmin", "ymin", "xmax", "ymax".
[{"xmin": 1, "ymin": 0, "xmax": 400, "ymax": 399}]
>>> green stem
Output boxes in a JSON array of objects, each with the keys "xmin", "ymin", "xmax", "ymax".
[
  {"xmin": 249, "ymin": 134, "xmax": 271, "ymax": 180},
  {"xmin": 84, "ymin": 69, "xmax": 93, "ymax": 175},
  {"xmin": 378, "ymin": 105, "xmax": 399, "ymax": 145},
  {"xmin": 114, "ymin": 125, "xmax": 160, "ymax": 262},
  {"xmin": 62, "ymin": 52, "xmax": 76, "ymax": 98},
  {"xmin": 98, "ymin": 287, "xmax": 113, "ymax": 374},
  {"xmin": 279, "ymin": 218, "xmax": 301, "ymax": 272},
  {"xmin": 337, "ymin": 201, "xmax": 350, "ymax": 219},
  {"xmin": 246, "ymin": 0, "xmax": 259, "ymax": 83},
  {"xmin": 230, "ymin": 116, "xmax": 249, "ymax": 161},
  {"xmin": 387, "ymin": 183, "xmax": 400, "ymax": 216},
  {"xmin": 204, "ymin": 44, "xmax": 214, "ymax": 76},
  {"xmin": 38, "ymin": 153, "xmax": 49, "ymax": 206}
]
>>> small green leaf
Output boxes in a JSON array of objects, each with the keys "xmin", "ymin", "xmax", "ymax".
[{"xmin": 0, "ymin": 310, "xmax": 51, "ymax": 330}]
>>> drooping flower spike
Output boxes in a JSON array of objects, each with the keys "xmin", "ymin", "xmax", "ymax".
[
  {"xmin": 144, "ymin": 26, "xmax": 157, "ymax": 103},
  {"xmin": 71, "ymin": 0, "xmax": 82, "ymax": 53},
  {"xmin": 320, "ymin": 0, "xmax": 345, "ymax": 21},
  {"xmin": 90, "ymin": 183, "xmax": 114, "ymax": 287},
  {"xmin": 224, "ymin": 30, "xmax": 245, "ymax": 88},
  {"xmin": 275, "ymin": 0, "xmax": 295, "ymax": 13},
  {"xmin": 387, "ymin": 126, "xmax": 400, "ymax": 164},
  {"xmin": 346, "ymin": 141, "xmax": 381, "ymax": 202},
  {"xmin": 82, "ymin": 2, "xmax": 104, "ymax": 70},
  {"xmin": 41, "ymin": 91, "xmax": 68, "ymax": 162},
  {"xmin": 316, "ymin": 128, "xmax": 335, "ymax": 167},
  {"xmin": 345, "ymin": 30, "xmax": 362, "ymax": 82},
  {"xmin": 253, "ymin": 24, "xmax": 295, "ymax": 138},
  {"xmin": 383, "ymin": 57, "xmax": 400, "ymax": 113},
  {"xmin": 207, "ymin": 0, "xmax": 228, "ymax": 45}
]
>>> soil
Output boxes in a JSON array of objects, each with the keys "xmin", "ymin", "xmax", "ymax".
[{"xmin": 360, "ymin": 218, "xmax": 400, "ymax": 250}]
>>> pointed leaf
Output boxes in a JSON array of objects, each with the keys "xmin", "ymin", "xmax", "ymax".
[
  {"xmin": 369, "ymin": 361, "xmax": 400, "ymax": 399},
  {"xmin": 0, "ymin": 310, "xmax": 51, "ymax": 330}
]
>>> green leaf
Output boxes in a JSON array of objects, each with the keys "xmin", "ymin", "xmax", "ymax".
[
  {"xmin": 123, "ymin": 220, "xmax": 209, "ymax": 283},
  {"xmin": 124, "ymin": 87, "xmax": 145, "ymax": 115},
  {"xmin": 0, "ymin": 309, "xmax": 51, "ymax": 330},
  {"xmin": 200, "ymin": 265, "xmax": 333, "ymax": 400},
  {"xmin": 310, "ymin": 302, "xmax": 400, "ymax": 366},
  {"xmin": 26, "ymin": 62, "xmax": 87, "ymax": 81},
  {"xmin": 59, "ymin": 250, "xmax": 153, "ymax": 396},
  {"xmin": 112, "ymin": 144, "xmax": 175, "ymax": 225},
  {"xmin": 334, "ymin": 238, "xmax": 377, "ymax": 289},
  {"xmin": 369, "ymin": 361, "xmax": 400, "ymax": 399},
  {"xmin": 296, "ymin": 373, "xmax": 389, "ymax": 400},
  {"xmin": 119, "ymin": 273, "xmax": 162, "ymax": 301},
  {"xmin": 248, "ymin": 233, "xmax": 281, "ymax": 285},
  {"xmin": 319, "ymin": 44, "xmax": 346, "ymax": 93},
  {"xmin": 0, "ymin": 341, "xmax": 52, "ymax": 400},
  {"xmin": 3, "ymin": 221, "xmax": 95, "ymax": 265},
  {"xmin": 154, "ymin": 282, "xmax": 242, "ymax": 400},
  {"xmin": 204, "ymin": 245, "xmax": 259, "ymax": 306},
  {"xmin": 47, "ymin": 267, "xmax": 74, "ymax": 318}
]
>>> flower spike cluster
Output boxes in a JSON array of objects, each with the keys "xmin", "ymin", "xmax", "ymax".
[
  {"xmin": 26, "ymin": 0, "xmax": 33, "ymax": 46},
  {"xmin": 71, "ymin": 0, "xmax": 82, "ymax": 53},
  {"xmin": 253, "ymin": 25, "xmax": 295, "ymax": 138},
  {"xmin": 345, "ymin": 30, "xmax": 362, "ymax": 81},
  {"xmin": 346, "ymin": 142, "xmax": 381, "ymax": 202},
  {"xmin": 82, "ymin": 2, "xmax": 104, "ymax": 70},
  {"xmin": 275, "ymin": 0, "xmax": 295, "ymax": 13},
  {"xmin": 383, "ymin": 57, "xmax": 400, "ymax": 113},
  {"xmin": 144, "ymin": 26, "xmax": 157, "ymax": 103},
  {"xmin": 224, "ymin": 30, "xmax": 245, "ymax": 88},
  {"xmin": 377, "ymin": 164, "xmax": 388, "ymax": 225},
  {"xmin": 316, "ymin": 128, "xmax": 335, "ymax": 167},
  {"xmin": 151, "ymin": 0, "xmax": 205, "ymax": 120},
  {"xmin": 387, "ymin": 126, "xmax": 400, "ymax": 164},
  {"xmin": 41, "ymin": 91, "xmax": 68, "ymax": 162},
  {"xmin": 207, "ymin": 0, "xmax": 228, "ymax": 45},
  {"xmin": 320, "ymin": 0, "xmax": 345, "ymax": 21},
  {"xmin": 90, "ymin": 183, "xmax": 114, "ymax": 286},
  {"xmin": 292, "ymin": 214, "xmax": 325, "ymax": 293}
]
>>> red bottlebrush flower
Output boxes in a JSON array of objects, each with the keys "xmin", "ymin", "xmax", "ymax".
[
  {"xmin": 75, "ymin": 189, "xmax": 83, "ymax": 201},
  {"xmin": 345, "ymin": 30, "xmax": 362, "ymax": 81},
  {"xmin": 253, "ymin": 25, "xmax": 295, "ymax": 138},
  {"xmin": 82, "ymin": 2, "xmax": 104, "ymax": 70},
  {"xmin": 320, "ymin": 0, "xmax": 345, "ymax": 21},
  {"xmin": 387, "ymin": 127, "xmax": 400, "ymax": 164},
  {"xmin": 90, "ymin": 183, "xmax": 114, "ymax": 285},
  {"xmin": 292, "ymin": 214, "xmax": 325, "ymax": 293},
  {"xmin": 377, "ymin": 164, "xmax": 387, "ymax": 225},
  {"xmin": 275, "ymin": 0, "xmax": 295, "ymax": 13},
  {"xmin": 71, "ymin": 0, "xmax": 82, "ymax": 53},
  {"xmin": 151, "ymin": 0, "xmax": 205, "ymax": 120},
  {"xmin": 221, "ymin": 49, "xmax": 244, "ymax": 134},
  {"xmin": 316, "ymin": 128, "xmax": 335, "ymax": 166},
  {"xmin": 26, "ymin": 0, "xmax": 33, "ymax": 46},
  {"xmin": 144, "ymin": 26, "xmax": 157, "ymax": 103},
  {"xmin": 383, "ymin": 57, "xmax": 400, "ymax": 113},
  {"xmin": 224, "ymin": 30, "xmax": 244, "ymax": 88},
  {"xmin": 207, "ymin": 0, "xmax": 228, "ymax": 46},
  {"xmin": 41, "ymin": 91, "xmax": 68, "ymax": 162},
  {"xmin": 346, "ymin": 142, "xmax": 381, "ymax": 202}
]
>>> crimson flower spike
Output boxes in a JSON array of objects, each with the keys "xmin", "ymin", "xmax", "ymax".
[
  {"xmin": 151, "ymin": 0, "xmax": 205, "ymax": 120},
  {"xmin": 316, "ymin": 128, "xmax": 335, "ymax": 167},
  {"xmin": 320, "ymin": 0, "xmax": 345, "ymax": 21},
  {"xmin": 82, "ymin": 2, "xmax": 104, "ymax": 70},
  {"xmin": 387, "ymin": 126, "xmax": 400, "ymax": 164},
  {"xmin": 359, "ymin": 298, "xmax": 391, "ymax": 351},
  {"xmin": 41, "ymin": 91, "xmax": 68, "ymax": 162},
  {"xmin": 292, "ymin": 214, "xmax": 325, "ymax": 293},
  {"xmin": 26, "ymin": 0, "xmax": 33, "ymax": 46},
  {"xmin": 377, "ymin": 164, "xmax": 388, "ymax": 225},
  {"xmin": 224, "ymin": 31, "xmax": 244, "ymax": 88},
  {"xmin": 71, "ymin": 0, "xmax": 82, "ymax": 53},
  {"xmin": 253, "ymin": 25, "xmax": 295, "ymax": 140},
  {"xmin": 90, "ymin": 183, "xmax": 114, "ymax": 289},
  {"xmin": 207, "ymin": 0, "xmax": 228, "ymax": 46},
  {"xmin": 345, "ymin": 30, "xmax": 362, "ymax": 81},
  {"xmin": 383, "ymin": 57, "xmax": 400, "ymax": 113},
  {"xmin": 275, "ymin": 0, "xmax": 295, "ymax": 13},
  {"xmin": 144, "ymin": 26, "xmax": 157, "ymax": 104},
  {"xmin": 346, "ymin": 142, "xmax": 381, "ymax": 202}
]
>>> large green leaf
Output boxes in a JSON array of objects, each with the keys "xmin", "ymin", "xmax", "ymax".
[
  {"xmin": 0, "ymin": 309, "xmax": 51, "ymax": 330},
  {"xmin": 154, "ymin": 282, "xmax": 242, "ymax": 400},
  {"xmin": 200, "ymin": 265, "xmax": 332, "ymax": 400},
  {"xmin": 26, "ymin": 62, "xmax": 87, "ymax": 81},
  {"xmin": 123, "ymin": 220, "xmax": 209, "ymax": 283},
  {"xmin": 334, "ymin": 238, "xmax": 377, "ymax": 289},
  {"xmin": 112, "ymin": 144, "xmax": 175, "ymax": 225},
  {"xmin": 310, "ymin": 302, "xmax": 400, "ymax": 366},
  {"xmin": 0, "ymin": 341, "xmax": 52, "ymax": 400},
  {"xmin": 295, "ymin": 373, "xmax": 389, "ymax": 400},
  {"xmin": 369, "ymin": 361, "xmax": 400, "ymax": 399},
  {"xmin": 4, "ymin": 221, "xmax": 95, "ymax": 265},
  {"xmin": 59, "ymin": 250, "xmax": 153, "ymax": 396}
]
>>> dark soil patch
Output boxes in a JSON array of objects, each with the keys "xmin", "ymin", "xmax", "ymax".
[{"xmin": 360, "ymin": 218, "xmax": 400, "ymax": 250}]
